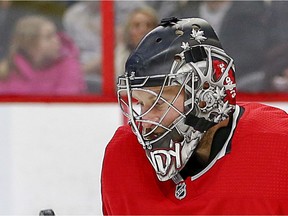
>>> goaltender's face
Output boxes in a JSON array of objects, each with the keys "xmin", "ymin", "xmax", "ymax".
[{"xmin": 132, "ymin": 86, "xmax": 185, "ymax": 140}]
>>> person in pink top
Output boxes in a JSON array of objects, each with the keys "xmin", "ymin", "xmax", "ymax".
[{"xmin": 0, "ymin": 15, "xmax": 86, "ymax": 95}]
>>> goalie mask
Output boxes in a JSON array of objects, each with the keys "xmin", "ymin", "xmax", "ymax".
[{"xmin": 117, "ymin": 17, "xmax": 236, "ymax": 182}]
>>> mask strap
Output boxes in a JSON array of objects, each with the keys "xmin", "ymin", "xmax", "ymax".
[
  {"xmin": 184, "ymin": 46, "xmax": 207, "ymax": 63},
  {"xmin": 185, "ymin": 114, "xmax": 217, "ymax": 133}
]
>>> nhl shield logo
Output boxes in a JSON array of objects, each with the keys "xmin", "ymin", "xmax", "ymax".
[{"xmin": 175, "ymin": 182, "xmax": 187, "ymax": 200}]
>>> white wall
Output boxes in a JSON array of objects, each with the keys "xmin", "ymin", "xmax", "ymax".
[
  {"xmin": 0, "ymin": 103, "xmax": 122, "ymax": 215},
  {"xmin": 0, "ymin": 102, "xmax": 287, "ymax": 215}
]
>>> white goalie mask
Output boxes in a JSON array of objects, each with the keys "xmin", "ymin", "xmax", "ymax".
[{"xmin": 117, "ymin": 17, "xmax": 236, "ymax": 181}]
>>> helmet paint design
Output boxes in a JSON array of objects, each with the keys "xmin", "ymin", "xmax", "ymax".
[{"xmin": 118, "ymin": 18, "xmax": 236, "ymax": 181}]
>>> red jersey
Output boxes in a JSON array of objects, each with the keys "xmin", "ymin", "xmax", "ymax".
[{"xmin": 101, "ymin": 103, "xmax": 288, "ymax": 214}]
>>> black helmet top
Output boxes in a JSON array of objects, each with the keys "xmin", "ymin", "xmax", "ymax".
[{"xmin": 125, "ymin": 17, "xmax": 223, "ymax": 84}]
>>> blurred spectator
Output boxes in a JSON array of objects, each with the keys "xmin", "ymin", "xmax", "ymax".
[
  {"xmin": 263, "ymin": 43, "xmax": 288, "ymax": 92},
  {"xmin": 114, "ymin": 1, "xmax": 148, "ymax": 49},
  {"xmin": 114, "ymin": 1, "xmax": 147, "ymax": 26},
  {"xmin": 0, "ymin": 0, "xmax": 27, "ymax": 59},
  {"xmin": 266, "ymin": 1, "xmax": 288, "ymax": 50},
  {"xmin": 63, "ymin": 1, "xmax": 150, "ymax": 93},
  {"xmin": 172, "ymin": 0, "xmax": 267, "ymax": 92},
  {"xmin": 114, "ymin": 6, "xmax": 158, "ymax": 81},
  {"xmin": 63, "ymin": 1, "xmax": 102, "ymax": 93},
  {"xmin": 0, "ymin": 1, "xmax": 69, "ymax": 60},
  {"xmin": 260, "ymin": 1, "xmax": 288, "ymax": 92},
  {"xmin": 0, "ymin": 15, "xmax": 86, "ymax": 95},
  {"xmin": 14, "ymin": 1, "xmax": 68, "ymax": 30}
]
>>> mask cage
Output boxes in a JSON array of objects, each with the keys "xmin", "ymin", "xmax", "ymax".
[
  {"xmin": 117, "ymin": 72, "xmax": 195, "ymax": 149},
  {"xmin": 117, "ymin": 45, "xmax": 236, "ymax": 149}
]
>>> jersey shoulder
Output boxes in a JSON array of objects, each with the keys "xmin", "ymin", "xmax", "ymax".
[
  {"xmin": 103, "ymin": 125, "xmax": 139, "ymax": 160},
  {"xmin": 238, "ymin": 102, "xmax": 288, "ymax": 135}
]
